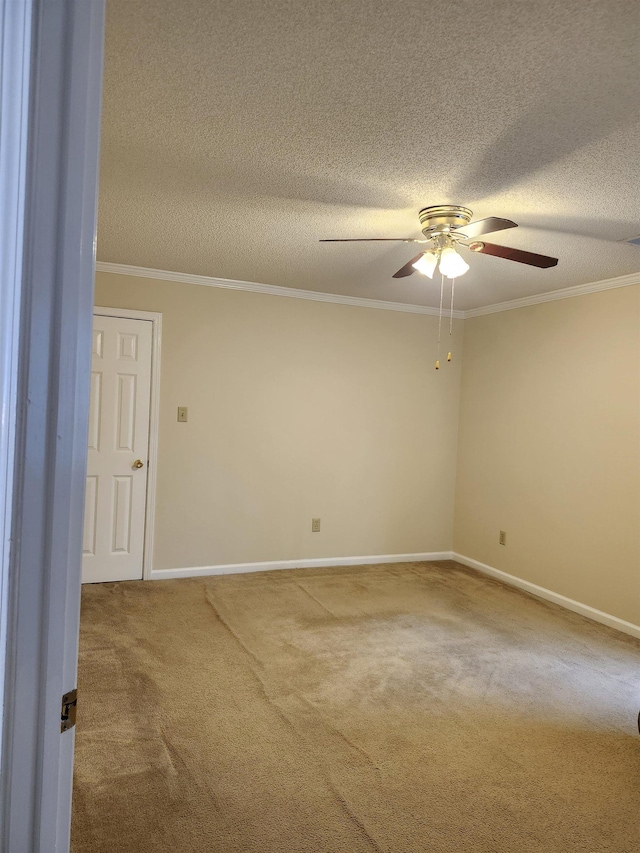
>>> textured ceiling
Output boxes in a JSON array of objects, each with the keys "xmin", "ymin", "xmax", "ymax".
[{"xmin": 98, "ymin": 0, "xmax": 640, "ymax": 310}]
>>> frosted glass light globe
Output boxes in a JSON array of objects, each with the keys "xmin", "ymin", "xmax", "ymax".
[
  {"xmin": 412, "ymin": 252, "xmax": 438, "ymax": 278},
  {"xmin": 439, "ymin": 246, "xmax": 469, "ymax": 278}
]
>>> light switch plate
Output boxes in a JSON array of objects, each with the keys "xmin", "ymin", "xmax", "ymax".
[{"xmin": 177, "ymin": 406, "xmax": 188, "ymax": 422}]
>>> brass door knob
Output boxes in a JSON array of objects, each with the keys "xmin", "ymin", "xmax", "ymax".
[{"xmin": 133, "ymin": 459, "xmax": 145, "ymax": 469}]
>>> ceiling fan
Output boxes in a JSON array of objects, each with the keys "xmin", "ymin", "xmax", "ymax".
[{"xmin": 321, "ymin": 205, "xmax": 559, "ymax": 279}]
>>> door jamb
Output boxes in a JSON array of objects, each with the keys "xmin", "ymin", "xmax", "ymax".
[
  {"xmin": 1, "ymin": 1, "xmax": 105, "ymax": 848},
  {"xmin": 93, "ymin": 306, "xmax": 162, "ymax": 581}
]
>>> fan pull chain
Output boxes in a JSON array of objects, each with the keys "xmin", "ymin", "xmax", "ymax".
[
  {"xmin": 435, "ymin": 272, "xmax": 444, "ymax": 369},
  {"xmin": 447, "ymin": 277, "xmax": 455, "ymax": 362}
]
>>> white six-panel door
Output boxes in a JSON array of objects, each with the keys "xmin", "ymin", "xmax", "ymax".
[{"xmin": 82, "ymin": 314, "xmax": 153, "ymax": 583}]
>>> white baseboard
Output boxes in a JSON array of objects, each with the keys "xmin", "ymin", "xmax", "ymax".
[
  {"xmin": 149, "ymin": 551, "xmax": 453, "ymax": 581},
  {"xmin": 453, "ymin": 552, "xmax": 640, "ymax": 640},
  {"xmin": 150, "ymin": 550, "xmax": 640, "ymax": 640}
]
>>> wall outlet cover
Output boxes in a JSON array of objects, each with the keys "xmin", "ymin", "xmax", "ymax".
[{"xmin": 311, "ymin": 518, "xmax": 321, "ymax": 533}]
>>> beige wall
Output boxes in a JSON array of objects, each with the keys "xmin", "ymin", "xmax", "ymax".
[
  {"xmin": 95, "ymin": 272, "xmax": 640, "ymax": 627},
  {"xmin": 453, "ymin": 286, "xmax": 640, "ymax": 625},
  {"xmin": 95, "ymin": 272, "xmax": 464, "ymax": 570}
]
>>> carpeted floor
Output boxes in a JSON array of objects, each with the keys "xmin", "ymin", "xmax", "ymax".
[{"xmin": 71, "ymin": 560, "xmax": 640, "ymax": 852}]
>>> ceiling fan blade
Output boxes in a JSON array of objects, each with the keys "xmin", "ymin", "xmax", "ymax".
[
  {"xmin": 320, "ymin": 238, "xmax": 424, "ymax": 242},
  {"xmin": 392, "ymin": 252, "xmax": 425, "ymax": 278},
  {"xmin": 467, "ymin": 241, "xmax": 558, "ymax": 268},
  {"xmin": 454, "ymin": 217, "xmax": 518, "ymax": 238}
]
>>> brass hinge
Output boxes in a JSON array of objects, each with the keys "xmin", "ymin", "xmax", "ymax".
[{"xmin": 61, "ymin": 688, "xmax": 77, "ymax": 733}]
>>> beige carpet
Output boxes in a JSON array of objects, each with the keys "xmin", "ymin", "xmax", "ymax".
[{"xmin": 71, "ymin": 561, "xmax": 640, "ymax": 852}]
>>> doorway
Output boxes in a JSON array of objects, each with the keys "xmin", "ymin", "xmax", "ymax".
[{"xmin": 82, "ymin": 307, "xmax": 161, "ymax": 583}]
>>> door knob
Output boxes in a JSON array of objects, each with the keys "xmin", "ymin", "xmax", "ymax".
[{"xmin": 133, "ymin": 459, "xmax": 145, "ymax": 469}]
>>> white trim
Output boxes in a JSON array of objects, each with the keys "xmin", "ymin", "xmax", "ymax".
[
  {"xmin": 150, "ymin": 551, "xmax": 453, "ymax": 580},
  {"xmin": 453, "ymin": 553, "xmax": 640, "ymax": 640},
  {"xmin": 464, "ymin": 271, "xmax": 640, "ymax": 318},
  {"xmin": 0, "ymin": 0, "xmax": 33, "ymax": 774},
  {"xmin": 94, "ymin": 307, "xmax": 161, "ymax": 582},
  {"xmin": 154, "ymin": 552, "xmax": 640, "ymax": 640},
  {"xmin": 1, "ymin": 1, "xmax": 105, "ymax": 849},
  {"xmin": 95, "ymin": 262, "xmax": 465, "ymax": 319},
  {"xmin": 95, "ymin": 262, "xmax": 640, "ymax": 319}
]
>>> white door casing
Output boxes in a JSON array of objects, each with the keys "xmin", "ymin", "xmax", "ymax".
[
  {"xmin": 83, "ymin": 315, "xmax": 153, "ymax": 583},
  {"xmin": 1, "ymin": 1, "xmax": 106, "ymax": 849}
]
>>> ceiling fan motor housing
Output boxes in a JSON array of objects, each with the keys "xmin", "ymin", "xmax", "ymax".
[{"xmin": 419, "ymin": 205, "xmax": 473, "ymax": 236}]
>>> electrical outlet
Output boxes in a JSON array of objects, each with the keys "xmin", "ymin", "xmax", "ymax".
[
  {"xmin": 499, "ymin": 530, "xmax": 507, "ymax": 546},
  {"xmin": 177, "ymin": 407, "xmax": 188, "ymax": 422},
  {"xmin": 311, "ymin": 518, "xmax": 321, "ymax": 533}
]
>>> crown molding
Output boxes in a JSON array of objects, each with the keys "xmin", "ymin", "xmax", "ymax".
[
  {"xmin": 464, "ymin": 271, "xmax": 640, "ymax": 318},
  {"xmin": 95, "ymin": 262, "xmax": 640, "ymax": 319},
  {"xmin": 94, "ymin": 262, "xmax": 465, "ymax": 318}
]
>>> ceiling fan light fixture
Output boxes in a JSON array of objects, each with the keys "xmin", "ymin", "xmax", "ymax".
[
  {"xmin": 439, "ymin": 246, "xmax": 469, "ymax": 278},
  {"xmin": 412, "ymin": 251, "xmax": 438, "ymax": 278},
  {"xmin": 322, "ymin": 204, "xmax": 559, "ymax": 278}
]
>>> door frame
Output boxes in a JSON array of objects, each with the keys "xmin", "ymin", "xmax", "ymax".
[
  {"xmin": 93, "ymin": 306, "xmax": 162, "ymax": 581},
  {"xmin": 1, "ymin": 1, "xmax": 105, "ymax": 849}
]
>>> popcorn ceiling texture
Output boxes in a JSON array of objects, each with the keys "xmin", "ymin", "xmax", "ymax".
[{"xmin": 98, "ymin": 0, "xmax": 640, "ymax": 310}]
